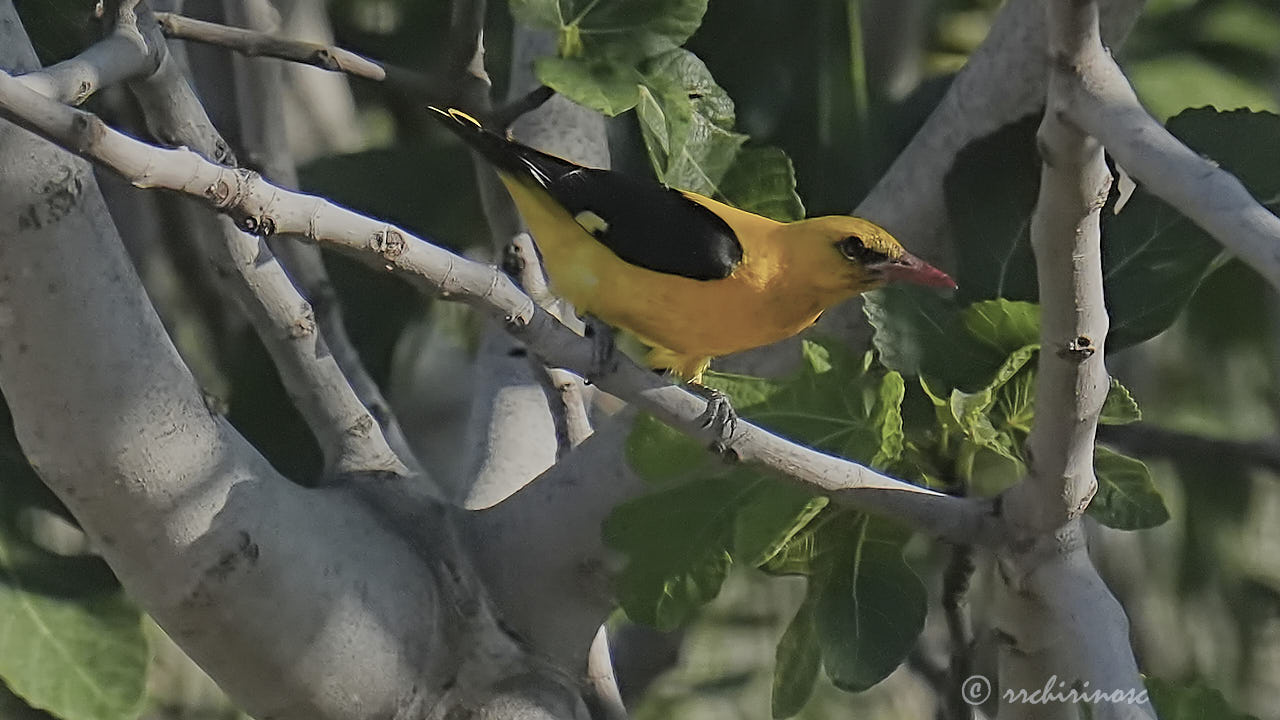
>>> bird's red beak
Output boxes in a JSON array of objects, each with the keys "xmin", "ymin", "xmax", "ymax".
[{"xmin": 875, "ymin": 251, "xmax": 957, "ymax": 290}]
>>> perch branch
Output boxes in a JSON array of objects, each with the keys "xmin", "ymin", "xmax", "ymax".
[{"xmin": 0, "ymin": 71, "xmax": 1007, "ymax": 547}]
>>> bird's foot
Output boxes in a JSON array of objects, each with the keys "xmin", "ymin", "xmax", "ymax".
[
  {"xmin": 583, "ymin": 317, "xmax": 618, "ymax": 379},
  {"xmin": 689, "ymin": 382, "xmax": 738, "ymax": 454}
]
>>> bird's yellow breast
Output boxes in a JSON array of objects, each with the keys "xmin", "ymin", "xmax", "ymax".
[{"xmin": 501, "ymin": 177, "xmax": 841, "ymax": 379}]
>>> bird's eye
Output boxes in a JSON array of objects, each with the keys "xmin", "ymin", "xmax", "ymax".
[{"xmin": 837, "ymin": 236, "xmax": 886, "ymax": 264}]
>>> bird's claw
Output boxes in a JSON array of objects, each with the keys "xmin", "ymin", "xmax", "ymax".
[
  {"xmin": 691, "ymin": 384, "xmax": 737, "ymax": 452},
  {"xmin": 584, "ymin": 317, "xmax": 618, "ymax": 379}
]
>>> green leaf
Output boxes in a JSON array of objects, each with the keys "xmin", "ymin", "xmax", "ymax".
[
  {"xmin": 0, "ymin": 524, "xmax": 148, "ymax": 720},
  {"xmin": 624, "ymin": 411, "xmax": 709, "ymax": 483},
  {"xmin": 1099, "ymin": 378, "xmax": 1142, "ymax": 425},
  {"xmin": 1146, "ymin": 677, "xmax": 1259, "ymax": 720},
  {"xmin": 814, "ymin": 516, "xmax": 926, "ymax": 692},
  {"xmin": 1105, "ymin": 109, "xmax": 1280, "ymax": 348},
  {"xmin": 636, "ymin": 50, "xmax": 747, "ymax": 195},
  {"xmin": 1089, "ymin": 446, "xmax": 1170, "ymax": 530},
  {"xmin": 744, "ymin": 346, "xmax": 907, "ymax": 468},
  {"xmin": 510, "ymin": 0, "xmax": 708, "ymax": 62},
  {"xmin": 533, "ymin": 57, "xmax": 642, "ymax": 116},
  {"xmin": 733, "ymin": 485, "xmax": 828, "ymax": 567},
  {"xmin": 863, "ymin": 287, "xmax": 1004, "ymax": 391},
  {"xmin": 992, "ymin": 351, "xmax": 1038, "ymax": 433},
  {"xmin": 960, "ymin": 300, "xmax": 1041, "ymax": 356},
  {"xmin": 605, "ymin": 469, "xmax": 828, "ymax": 630},
  {"xmin": 800, "ymin": 339, "xmax": 833, "ymax": 374},
  {"xmin": 719, "ymin": 146, "xmax": 805, "ymax": 221},
  {"xmin": 944, "ymin": 113, "xmax": 1042, "ymax": 305},
  {"xmin": 942, "ymin": 109, "xmax": 1280, "ymax": 350},
  {"xmin": 603, "ymin": 476, "xmax": 742, "ymax": 630},
  {"xmin": 771, "ymin": 593, "xmax": 821, "ymax": 718}
]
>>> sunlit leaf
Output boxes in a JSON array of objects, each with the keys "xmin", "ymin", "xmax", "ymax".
[
  {"xmin": 719, "ymin": 146, "xmax": 805, "ymax": 221},
  {"xmin": 510, "ymin": 0, "xmax": 708, "ymax": 62},
  {"xmin": 533, "ymin": 57, "xmax": 643, "ymax": 116},
  {"xmin": 960, "ymin": 300, "xmax": 1040, "ymax": 356},
  {"xmin": 1099, "ymin": 378, "xmax": 1142, "ymax": 425},
  {"xmin": 636, "ymin": 49, "xmax": 747, "ymax": 195}
]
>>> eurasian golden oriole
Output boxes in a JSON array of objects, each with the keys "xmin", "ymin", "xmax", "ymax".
[{"xmin": 432, "ymin": 107, "xmax": 953, "ymax": 387}]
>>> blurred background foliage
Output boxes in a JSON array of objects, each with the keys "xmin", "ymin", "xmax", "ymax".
[{"xmin": 4, "ymin": 0, "xmax": 1280, "ymax": 719}]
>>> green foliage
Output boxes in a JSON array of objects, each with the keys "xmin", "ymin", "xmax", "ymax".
[
  {"xmin": 719, "ymin": 147, "xmax": 807, "ymax": 222},
  {"xmin": 942, "ymin": 108, "xmax": 1280, "ymax": 350},
  {"xmin": 1104, "ymin": 108, "xmax": 1280, "ymax": 347},
  {"xmin": 0, "ymin": 412, "xmax": 147, "ymax": 720},
  {"xmin": 510, "ymin": 0, "xmax": 706, "ymax": 61},
  {"xmin": 1090, "ymin": 447, "xmax": 1170, "ymax": 530},
  {"xmin": 945, "ymin": 113, "xmax": 1041, "ymax": 305},
  {"xmin": 1146, "ymin": 677, "xmax": 1260, "ymax": 720},
  {"xmin": 810, "ymin": 516, "xmax": 925, "ymax": 694},
  {"xmin": 614, "ymin": 342, "xmax": 925, "ymax": 705},
  {"xmin": 868, "ymin": 297, "xmax": 1169, "ymax": 525},
  {"xmin": 1100, "ymin": 378, "xmax": 1143, "ymax": 425},
  {"xmin": 862, "ymin": 287, "xmax": 1005, "ymax": 390},
  {"xmin": 635, "ymin": 50, "xmax": 747, "ymax": 195},
  {"xmin": 0, "ymin": 526, "xmax": 148, "ymax": 720},
  {"xmin": 770, "ymin": 593, "xmax": 821, "ymax": 718},
  {"xmin": 510, "ymin": 0, "xmax": 805, "ymax": 220}
]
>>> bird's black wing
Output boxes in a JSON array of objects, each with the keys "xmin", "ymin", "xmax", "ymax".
[
  {"xmin": 430, "ymin": 108, "xmax": 742, "ymax": 280},
  {"xmin": 540, "ymin": 164, "xmax": 743, "ymax": 281}
]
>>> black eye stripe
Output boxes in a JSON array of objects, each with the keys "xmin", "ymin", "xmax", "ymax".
[{"xmin": 837, "ymin": 236, "xmax": 888, "ymax": 264}]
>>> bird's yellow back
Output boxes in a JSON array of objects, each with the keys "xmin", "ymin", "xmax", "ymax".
[{"xmin": 430, "ymin": 105, "xmax": 951, "ymax": 381}]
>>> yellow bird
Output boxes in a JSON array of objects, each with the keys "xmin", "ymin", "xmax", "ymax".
[{"xmin": 432, "ymin": 107, "xmax": 953, "ymax": 388}]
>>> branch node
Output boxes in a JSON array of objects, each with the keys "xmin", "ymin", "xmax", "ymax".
[
  {"xmin": 1056, "ymin": 335, "xmax": 1097, "ymax": 361},
  {"xmin": 370, "ymin": 228, "xmax": 406, "ymax": 258},
  {"xmin": 68, "ymin": 113, "xmax": 105, "ymax": 154},
  {"xmin": 347, "ymin": 414, "xmax": 375, "ymax": 438},
  {"xmin": 288, "ymin": 305, "xmax": 316, "ymax": 339}
]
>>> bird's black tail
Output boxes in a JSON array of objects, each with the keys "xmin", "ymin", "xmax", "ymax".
[{"xmin": 427, "ymin": 106, "xmax": 563, "ymax": 185}]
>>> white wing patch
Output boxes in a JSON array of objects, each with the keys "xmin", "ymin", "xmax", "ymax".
[{"xmin": 573, "ymin": 210, "xmax": 610, "ymax": 238}]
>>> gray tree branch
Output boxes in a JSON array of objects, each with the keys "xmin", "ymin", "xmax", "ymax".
[
  {"xmin": 853, "ymin": 0, "xmax": 1146, "ymax": 263},
  {"xmin": 994, "ymin": 1, "xmax": 1154, "ymax": 717},
  {"xmin": 0, "ymin": 65, "xmax": 1005, "ymax": 548},
  {"xmin": 0, "ymin": 7, "xmax": 514, "ymax": 719}
]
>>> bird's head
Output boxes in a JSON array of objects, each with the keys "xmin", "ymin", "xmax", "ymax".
[{"xmin": 791, "ymin": 215, "xmax": 956, "ymax": 296}]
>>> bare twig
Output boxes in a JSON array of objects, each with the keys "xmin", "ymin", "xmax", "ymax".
[
  {"xmin": 93, "ymin": 1, "xmax": 407, "ymax": 479},
  {"xmin": 1098, "ymin": 424, "xmax": 1280, "ymax": 475},
  {"xmin": 15, "ymin": 12, "xmax": 158, "ymax": 105},
  {"xmin": 507, "ymin": 232, "xmax": 595, "ymax": 457},
  {"xmin": 220, "ymin": 0, "xmax": 422, "ymax": 478},
  {"xmin": 0, "ymin": 73, "xmax": 1006, "ymax": 546},
  {"xmin": 155, "ymin": 11, "xmax": 386, "ymax": 81}
]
